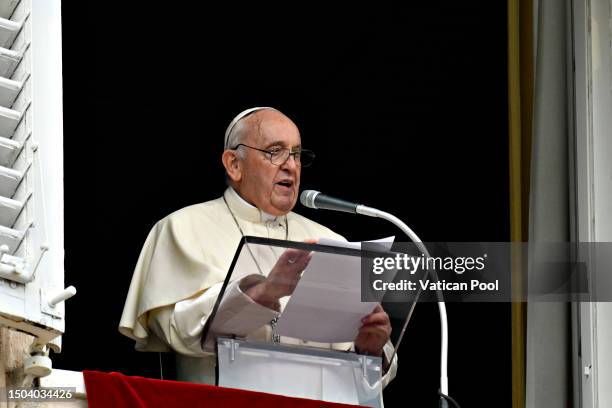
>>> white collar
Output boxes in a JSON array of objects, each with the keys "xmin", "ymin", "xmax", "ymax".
[{"xmin": 225, "ymin": 187, "xmax": 284, "ymax": 224}]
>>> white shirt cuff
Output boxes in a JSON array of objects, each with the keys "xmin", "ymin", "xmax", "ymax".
[
  {"xmin": 173, "ymin": 278, "xmax": 279, "ymax": 352},
  {"xmin": 210, "ymin": 278, "xmax": 280, "ymax": 336}
]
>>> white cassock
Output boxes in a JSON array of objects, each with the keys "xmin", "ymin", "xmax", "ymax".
[{"xmin": 119, "ymin": 187, "xmax": 397, "ymax": 387}]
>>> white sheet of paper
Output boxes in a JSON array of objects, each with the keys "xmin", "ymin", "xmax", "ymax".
[{"xmin": 275, "ymin": 236, "xmax": 394, "ymax": 343}]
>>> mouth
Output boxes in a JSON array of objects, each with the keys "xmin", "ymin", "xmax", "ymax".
[{"xmin": 275, "ymin": 179, "xmax": 295, "ymax": 192}]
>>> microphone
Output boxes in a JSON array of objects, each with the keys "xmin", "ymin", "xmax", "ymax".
[
  {"xmin": 300, "ymin": 190, "xmax": 359, "ymax": 214},
  {"xmin": 300, "ymin": 190, "xmax": 382, "ymax": 217}
]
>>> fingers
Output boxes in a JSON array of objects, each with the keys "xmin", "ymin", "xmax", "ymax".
[
  {"xmin": 280, "ymin": 248, "xmax": 311, "ymax": 271},
  {"xmin": 358, "ymin": 315, "xmax": 392, "ymax": 340},
  {"xmin": 264, "ymin": 249, "xmax": 311, "ymax": 299},
  {"xmin": 355, "ymin": 322, "xmax": 390, "ymax": 356},
  {"xmin": 262, "ymin": 247, "xmax": 316, "ymax": 300},
  {"xmin": 361, "ymin": 309, "xmax": 390, "ymax": 327},
  {"xmin": 359, "ymin": 306, "xmax": 392, "ymax": 346},
  {"xmin": 357, "ymin": 325, "xmax": 390, "ymax": 338},
  {"xmin": 282, "ymin": 248, "xmax": 309, "ymax": 263}
]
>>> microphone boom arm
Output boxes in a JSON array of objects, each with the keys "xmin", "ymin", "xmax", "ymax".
[{"xmin": 357, "ymin": 205, "xmax": 449, "ymax": 397}]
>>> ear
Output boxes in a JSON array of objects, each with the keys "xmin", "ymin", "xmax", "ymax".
[{"xmin": 222, "ymin": 150, "xmax": 242, "ymax": 183}]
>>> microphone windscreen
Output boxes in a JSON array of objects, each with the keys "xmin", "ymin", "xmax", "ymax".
[{"xmin": 300, "ymin": 190, "xmax": 320, "ymax": 208}]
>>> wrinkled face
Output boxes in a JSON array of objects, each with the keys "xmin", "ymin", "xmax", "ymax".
[{"xmin": 236, "ymin": 111, "xmax": 301, "ymax": 216}]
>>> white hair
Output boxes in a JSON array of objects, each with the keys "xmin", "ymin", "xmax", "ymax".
[
  {"xmin": 225, "ymin": 119, "xmax": 249, "ymax": 158},
  {"xmin": 224, "ymin": 107, "xmax": 279, "ymax": 158}
]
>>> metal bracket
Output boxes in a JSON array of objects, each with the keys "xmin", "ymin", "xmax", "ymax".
[
  {"xmin": 0, "ymin": 243, "xmax": 47, "ymax": 284},
  {"xmin": 40, "ymin": 286, "xmax": 76, "ymax": 319},
  {"xmin": 230, "ymin": 338, "xmax": 237, "ymax": 362},
  {"xmin": 0, "ymin": 253, "xmax": 28, "ymax": 282},
  {"xmin": 40, "ymin": 288, "xmax": 61, "ymax": 318},
  {"xmin": 361, "ymin": 355, "xmax": 368, "ymax": 378}
]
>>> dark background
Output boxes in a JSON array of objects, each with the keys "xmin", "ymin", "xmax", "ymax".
[{"xmin": 63, "ymin": 2, "xmax": 509, "ymax": 406}]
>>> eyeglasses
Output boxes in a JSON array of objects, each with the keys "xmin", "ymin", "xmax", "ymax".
[{"xmin": 232, "ymin": 144, "xmax": 315, "ymax": 167}]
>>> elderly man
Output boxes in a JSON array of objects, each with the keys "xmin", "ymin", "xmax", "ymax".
[{"xmin": 119, "ymin": 107, "xmax": 397, "ymax": 388}]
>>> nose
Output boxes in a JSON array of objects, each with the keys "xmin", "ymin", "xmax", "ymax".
[{"xmin": 281, "ymin": 153, "xmax": 298, "ymax": 171}]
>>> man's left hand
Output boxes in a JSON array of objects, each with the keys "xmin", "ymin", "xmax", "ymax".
[{"xmin": 354, "ymin": 304, "xmax": 391, "ymax": 356}]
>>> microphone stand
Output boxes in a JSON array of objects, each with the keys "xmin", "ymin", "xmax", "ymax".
[{"xmin": 356, "ymin": 205, "xmax": 450, "ymax": 402}]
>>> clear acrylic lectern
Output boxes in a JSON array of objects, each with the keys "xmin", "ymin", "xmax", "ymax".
[{"xmin": 202, "ymin": 236, "xmax": 393, "ymax": 407}]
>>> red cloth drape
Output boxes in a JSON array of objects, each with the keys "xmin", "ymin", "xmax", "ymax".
[{"xmin": 83, "ymin": 370, "xmax": 364, "ymax": 408}]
